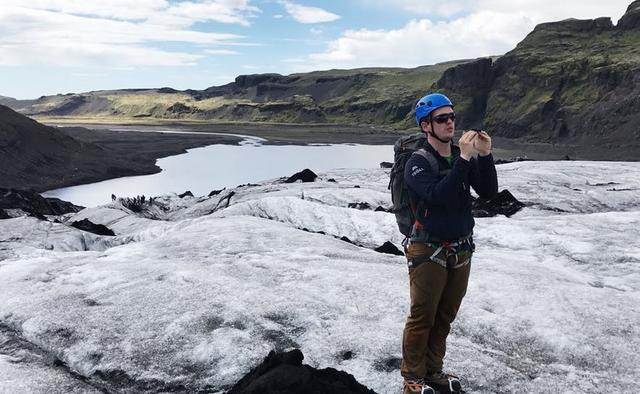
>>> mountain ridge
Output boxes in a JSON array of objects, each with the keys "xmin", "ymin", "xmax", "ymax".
[
  {"xmin": 3, "ymin": 2, "xmax": 639, "ymax": 151},
  {"xmin": 0, "ymin": 104, "xmax": 149, "ymax": 190}
]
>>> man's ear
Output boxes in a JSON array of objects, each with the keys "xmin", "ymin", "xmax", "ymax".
[{"xmin": 420, "ymin": 120, "xmax": 430, "ymax": 133}]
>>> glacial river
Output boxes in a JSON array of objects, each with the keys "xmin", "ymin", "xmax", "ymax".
[{"xmin": 43, "ymin": 133, "xmax": 393, "ymax": 207}]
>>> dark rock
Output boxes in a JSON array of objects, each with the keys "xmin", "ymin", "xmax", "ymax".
[
  {"xmin": 30, "ymin": 211, "xmax": 48, "ymax": 221},
  {"xmin": 285, "ymin": 169, "xmax": 317, "ymax": 183},
  {"xmin": 235, "ymin": 73, "xmax": 285, "ymax": 89},
  {"xmin": 435, "ymin": 57, "xmax": 495, "ymax": 129},
  {"xmin": 166, "ymin": 102, "xmax": 193, "ymax": 114},
  {"xmin": 618, "ymin": 1, "xmax": 640, "ymax": 30},
  {"xmin": 340, "ymin": 236, "xmax": 354, "ymax": 244},
  {"xmin": 227, "ymin": 349, "xmax": 376, "ymax": 394},
  {"xmin": 472, "ymin": 189, "xmax": 525, "ymax": 218},
  {"xmin": 0, "ymin": 209, "xmax": 9, "ymax": 219},
  {"xmin": 340, "ymin": 351, "xmax": 355, "ymax": 361},
  {"xmin": 532, "ymin": 18, "xmax": 614, "ymax": 34},
  {"xmin": 46, "ymin": 197, "xmax": 83, "ymax": 214},
  {"xmin": 178, "ymin": 190, "xmax": 194, "ymax": 198},
  {"xmin": 353, "ymin": 185, "xmax": 360, "ymax": 189},
  {"xmin": 374, "ymin": 241, "xmax": 404, "ymax": 256},
  {"xmin": 379, "ymin": 161, "xmax": 393, "ymax": 168},
  {"xmin": 92, "ymin": 368, "xmax": 190, "ymax": 393},
  {"xmin": 494, "ymin": 156, "xmax": 531, "ymax": 165},
  {"xmin": 208, "ymin": 188, "xmax": 225, "ymax": 197},
  {"xmin": 84, "ymin": 299, "xmax": 100, "ymax": 307},
  {"xmin": 157, "ymin": 87, "xmax": 179, "ymax": 94},
  {"xmin": 373, "ymin": 356, "xmax": 402, "ymax": 372},
  {"xmin": 237, "ymin": 183, "xmax": 261, "ymax": 188},
  {"xmin": 71, "ymin": 219, "xmax": 115, "ymax": 236},
  {"xmin": 327, "ymin": 178, "xmax": 337, "ymax": 183},
  {"xmin": 348, "ymin": 202, "xmax": 371, "ymax": 210},
  {"xmin": 262, "ymin": 330, "xmax": 300, "ymax": 352},
  {"xmin": 0, "ymin": 188, "xmax": 83, "ymax": 218},
  {"xmin": 214, "ymin": 191, "xmax": 236, "ymax": 210}
]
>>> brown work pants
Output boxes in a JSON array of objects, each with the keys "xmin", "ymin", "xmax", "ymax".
[{"xmin": 401, "ymin": 242, "xmax": 471, "ymax": 379}]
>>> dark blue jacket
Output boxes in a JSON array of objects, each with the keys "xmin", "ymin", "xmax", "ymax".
[{"xmin": 404, "ymin": 143, "xmax": 498, "ymax": 241}]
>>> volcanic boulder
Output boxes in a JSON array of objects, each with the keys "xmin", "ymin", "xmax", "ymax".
[
  {"xmin": 472, "ymin": 189, "xmax": 525, "ymax": 217},
  {"xmin": 227, "ymin": 349, "xmax": 376, "ymax": 394},
  {"xmin": 285, "ymin": 169, "xmax": 318, "ymax": 183},
  {"xmin": 71, "ymin": 219, "xmax": 116, "ymax": 236}
]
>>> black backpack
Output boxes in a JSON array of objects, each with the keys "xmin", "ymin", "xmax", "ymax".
[{"xmin": 388, "ymin": 133, "xmax": 439, "ymax": 237}]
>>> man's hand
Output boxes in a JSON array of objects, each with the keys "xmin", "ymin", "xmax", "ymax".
[
  {"xmin": 459, "ymin": 131, "xmax": 477, "ymax": 161},
  {"xmin": 474, "ymin": 130, "xmax": 492, "ymax": 156}
]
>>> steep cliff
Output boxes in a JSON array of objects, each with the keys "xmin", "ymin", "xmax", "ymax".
[{"xmin": 435, "ymin": 3, "xmax": 640, "ymax": 147}]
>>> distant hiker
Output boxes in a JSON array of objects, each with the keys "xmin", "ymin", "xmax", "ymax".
[{"xmin": 398, "ymin": 93, "xmax": 498, "ymax": 394}]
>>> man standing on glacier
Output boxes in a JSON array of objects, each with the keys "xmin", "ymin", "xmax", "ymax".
[{"xmin": 400, "ymin": 93, "xmax": 498, "ymax": 394}]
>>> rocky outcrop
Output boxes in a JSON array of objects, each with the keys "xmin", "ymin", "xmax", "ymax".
[
  {"xmin": 348, "ymin": 202, "xmax": 372, "ymax": 210},
  {"xmin": 435, "ymin": 57, "xmax": 495, "ymax": 129},
  {"xmin": 618, "ymin": 0, "xmax": 640, "ymax": 30},
  {"xmin": 472, "ymin": 189, "xmax": 525, "ymax": 217},
  {"xmin": 227, "ymin": 349, "xmax": 376, "ymax": 394},
  {"xmin": 208, "ymin": 188, "xmax": 225, "ymax": 197},
  {"xmin": 235, "ymin": 73, "xmax": 288, "ymax": 89},
  {"xmin": 71, "ymin": 219, "xmax": 115, "ymax": 236},
  {"xmin": 374, "ymin": 241, "xmax": 404, "ymax": 256},
  {"xmin": 431, "ymin": 2, "xmax": 640, "ymax": 151},
  {"xmin": 285, "ymin": 169, "xmax": 317, "ymax": 183},
  {"xmin": 165, "ymin": 102, "xmax": 194, "ymax": 115},
  {"xmin": 0, "ymin": 188, "xmax": 83, "ymax": 218}
]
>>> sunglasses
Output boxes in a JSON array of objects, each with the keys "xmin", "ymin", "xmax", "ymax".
[{"xmin": 432, "ymin": 113, "xmax": 456, "ymax": 124}]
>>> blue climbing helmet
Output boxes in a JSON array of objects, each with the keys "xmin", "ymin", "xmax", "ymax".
[{"xmin": 415, "ymin": 93, "xmax": 454, "ymax": 125}]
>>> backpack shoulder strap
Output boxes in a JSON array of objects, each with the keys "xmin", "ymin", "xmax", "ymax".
[{"xmin": 412, "ymin": 148, "xmax": 439, "ymax": 176}]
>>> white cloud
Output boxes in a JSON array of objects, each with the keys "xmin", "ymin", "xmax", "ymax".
[
  {"xmin": 204, "ymin": 49, "xmax": 241, "ymax": 55},
  {"xmin": 280, "ymin": 1, "xmax": 340, "ymax": 24},
  {"xmin": 3, "ymin": 0, "xmax": 260, "ymax": 25},
  {"xmin": 273, "ymin": 14, "xmax": 284, "ymax": 19},
  {"xmin": 2, "ymin": 0, "xmax": 169, "ymax": 21},
  {"xmin": 372, "ymin": 0, "xmax": 471, "ymax": 18},
  {"xmin": 0, "ymin": 2, "xmax": 256, "ymax": 67},
  {"xmin": 298, "ymin": 12, "xmax": 529, "ymax": 70},
  {"xmin": 296, "ymin": 0, "xmax": 630, "ymax": 71},
  {"xmin": 157, "ymin": 0, "xmax": 261, "ymax": 27},
  {"xmin": 362, "ymin": 0, "xmax": 629, "ymax": 21}
]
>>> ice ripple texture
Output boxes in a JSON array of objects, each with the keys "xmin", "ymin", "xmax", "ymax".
[{"xmin": 0, "ymin": 161, "xmax": 639, "ymax": 393}]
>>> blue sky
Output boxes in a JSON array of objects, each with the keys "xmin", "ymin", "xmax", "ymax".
[{"xmin": 0, "ymin": 0, "xmax": 631, "ymax": 99}]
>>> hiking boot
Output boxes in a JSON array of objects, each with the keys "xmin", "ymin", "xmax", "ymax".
[
  {"xmin": 403, "ymin": 378, "xmax": 435, "ymax": 394},
  {"xmin": 424, "ymin": 371, "xmax": 462, "ymax": 393}
]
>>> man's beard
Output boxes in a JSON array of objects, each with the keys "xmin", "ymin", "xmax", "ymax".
[{"xmin": 429, "ymin": 130, "xmax": 452, "ymax": 143}]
